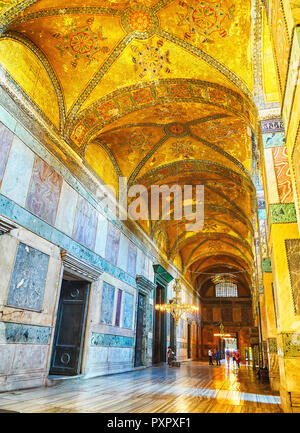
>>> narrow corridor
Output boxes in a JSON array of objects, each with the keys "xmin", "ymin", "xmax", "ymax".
[{"xmin": 0, "ymin": 362, "xmax": 282, "ymax": 413}]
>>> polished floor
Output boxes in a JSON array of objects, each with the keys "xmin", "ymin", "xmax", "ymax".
[{"xmin": 0, "ymin": 361, "xmax": 282, "ymax": 413}]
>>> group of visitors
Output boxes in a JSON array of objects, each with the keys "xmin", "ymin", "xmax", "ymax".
[
  {"xmin": 208, "ymin": 348, "xmax": 241, "ymax": 368},
  {"xmin": 226, "ymin": 349, "xmax": 240, "ymax": 368},
  {"xmin": 208, "ymin": 348, "xmax": 221, "ymax": 366}
]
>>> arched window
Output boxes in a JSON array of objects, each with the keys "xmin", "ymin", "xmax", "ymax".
[{"xmin": 215, "ymin": 282, "xmax": 238, "ymax": 297}]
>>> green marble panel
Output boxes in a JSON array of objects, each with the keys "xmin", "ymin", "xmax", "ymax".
[
  {"xmin": 0, "ymin": 321, "xmax": 51, "ymax": 344},
  {"xmin": 269, "ymin": 203, "xmax": 297, "ymax": 223},
  {"xmin": 262, "ymin": 258, "xmax": 272, "ymax": 273},
  {"xmin": 91, "ymin": 332, "xmax": 133, "ymax": 348}
]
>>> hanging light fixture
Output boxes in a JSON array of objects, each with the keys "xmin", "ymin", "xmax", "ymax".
[
  {"xmin": 155, "ymin": 278, "xmax": 199, "ymax": 326},
  {"xmin": 214, "ymin": 322, "xmax": 232, "ymax": 339}
]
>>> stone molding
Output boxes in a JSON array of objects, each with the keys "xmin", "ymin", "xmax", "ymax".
[
  {"xmin": 0, "ymin": 215, "xmax": 18, "ymax": 234},
  {"xmin": 136, "ymin": 275, "xmax": 156, "ymax": 296},
  {"xmin": 61, "ymin": 250, "xmax": 104, "ymax": 282}
]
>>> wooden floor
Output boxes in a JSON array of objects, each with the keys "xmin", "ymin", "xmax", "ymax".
[{"xmin": 0, "ymin": 362, "xmax": 282, "ymax": 413}]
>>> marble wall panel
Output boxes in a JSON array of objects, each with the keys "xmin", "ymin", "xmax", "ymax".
[
  {"xmin": 0, "ymin": 322, "xmax": 51, "ymax": 344},
  {"xmin": 26, "ymin": 156, "xmax": 62, "ymax": 225},
  {"xmin": 100, "ymin": 282, "xmax": 115, "ymax": 325},
  {"xmin": 94, "ymin": 213, "xmax": 108, "ymax": 257},
  {"xmin": 115, "ymin": 289, "xmax": 123, "ymax": 327},
  {"xmin": 0, "ymin": 122, "xmax": 13, "ymax": 185},
  {"xmin": 6, "ymin": 242, "xmax": 49, "ymax": 311},
  {"xmin": 123, "ymin": 292, "xmax": 134, "ymax": 329},
  {"xmin": 108, "ymin": 347, "xmax": 133, "ymax": 363},
  {"xmin": 263, "ymin": 132, "xmax": 285, "ymax": 148},
  {"xmin": 285, "ymin": 239, "xmax": 300, "ymax": 315},
  {"xmin": 117, "ymin": 234, "xmax": 128, "ymax": 271},
  {"xmin": 136, "ymin": 249, "xmax": 147, "ymax": 277},
  {"xmin": 264, "ymin": 148, "xmax": 280, "ymax": 203},
  {"xmin": 272, "ymin": 147, "xmax": 294, "ymax": 203},
  {"xmin": 91, "ymin": 332, "xmax": 133, "ymax": 348},
  {"xmin": 127, "ymin": 242, "xmax": 137, "ymax": 276},
  {"xmin": 105, "ymin": 223, "xmax": 120, "ymax": 266},
  {"xmin": 55, "ymin": 180, "xmax": 78, "ymax": 237},
  {"xmin": 73, "ymin": 196, "xmax": 98, "ymax": 250},
  {"xmin": 0, "ymin": 136, "xmax": 34, "ymax": 207},
  {"xmin": 11, "ymin": 344, "xmax": 49, "ymax": 372},
  {"xmin": 0, "ymin": 344, "xmax": 14, "ymax": 374},
  {"xmin": 270, "ymin": 203, "xmax": 297, "ymax": 223}
]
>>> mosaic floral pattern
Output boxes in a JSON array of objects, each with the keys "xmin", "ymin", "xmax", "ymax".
[
  {"xmin": 55, "ymin": 18, "xmax": 109, "ymax": 68},
  {"xmin": 177, "ymin": 0, "xmax": 235, "ymax": 43},
  {"xmin": 132, "ymin": 40, "xmax": 171, "ymax": 79},
  {"xmin": 285, "ymin": 239, "xmax": 300, "ymax": 315},
  {"xmin": 120, "ymin": 130, "xmax": 153, "ymax": 154},
  {"xmin": 129, "ymin": 10, "xmax": 151, "ymax": 32},
  {"xmin": 26, "ymin": 156, "xmax": 62, "ymax": 226},
  {"xmin": 171, "ymin": 139, "xmax": 194, "ymax": 158}
]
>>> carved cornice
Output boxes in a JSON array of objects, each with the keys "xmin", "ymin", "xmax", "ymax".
[
  {"xmin": 136, "ymin": 275, "xmax": 156, "ymax": 295},
  {"xmin": 61, "ymin": 250, "xmax": 103, "ymax": 282}
]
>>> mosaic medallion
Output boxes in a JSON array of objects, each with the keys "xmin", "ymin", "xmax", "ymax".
[
  {"xmin": 121, "ymin": 6, "xmax": 158, "ymax": 39},
  {"xmin": 167, "ymin": 122, "xmax": 188, "ymax": 137},
  {"xmin": 177, "ymin": 0, "xmax": 235, "ymax": 43},
  {"xmin": 131, "ymin": 40, "xmax": 171, "ymax": 79},
  {"xmin": 129, "ymin": 10, "xmax": 151, "ymax": 32}
]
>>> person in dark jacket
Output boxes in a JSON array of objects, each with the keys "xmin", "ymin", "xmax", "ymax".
[
  {"xmin": 216, "ymin": 349, "xmax": 220, "ymax": 366},
  {"xmin": 167, "ymin": 346, "xmax": 175, "ymax": 368}
]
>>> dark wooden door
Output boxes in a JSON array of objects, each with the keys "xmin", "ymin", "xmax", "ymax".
[
  {"xmin": 50, "ymin": 280, "xmax": 90, "ymax": 376},
  {"xmin": 135, "ymin": 293, "xmax": 146, "ymax": 367},
  {"xmin": 153, "ymin": 284, "xmax": 166, "ymax": 363}
]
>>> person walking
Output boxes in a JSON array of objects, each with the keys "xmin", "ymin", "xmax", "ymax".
[
  {"xmin": 216, "ymin": 348, "xmax": 220, "ymax": 366},
  {"xmin": 235, "ymin": 351, "xmax": 240, "ymax": 369},
  {"xmin": 232, "ymin": 351, "xmax": 236, "ymax": 366},
  {"xmin": 208, "ymin": 348, "xmax": 214, "ymax": 366}
]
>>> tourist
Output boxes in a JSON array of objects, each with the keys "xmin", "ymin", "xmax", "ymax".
[
  {"xmin": 167, "ymin": 346, "xmax": 175, "ymax": 368},
  {"xmin": 216, "ymin": 348, "xmax": 220, "ymax": 366},
  {"xmin": 226, "ymin": 350, "xmax": 230, "ymax": 365},
  {"xmin": 208, "ymin": 348, "xmax": 214, "ymax": 366},
  {"xmin": 232, "ymin": 351, "xmax": 236, "ymax": 365},
  {"xmin": 235, "ymin": 351, "xmax": 240, "ymax": 368}
]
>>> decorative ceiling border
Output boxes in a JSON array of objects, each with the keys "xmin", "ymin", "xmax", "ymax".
[
  {"xmin": 71, "ymin": 79, "xmax": 257, "ymax": 152},
  {"xmin": 135, "ymin": 159, "xmax": 255, "ymax": 194}
]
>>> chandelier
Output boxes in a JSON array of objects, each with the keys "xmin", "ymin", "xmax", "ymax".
[
  {"xmin": 155, "ymin": 278, "xmax": 199, "ymax": 326},
  {"xmin": 213, "ymin": 322, "xmax": 232, "ymax": 339}
]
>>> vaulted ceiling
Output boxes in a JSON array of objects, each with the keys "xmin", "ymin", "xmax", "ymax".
[{"xmin": 0, "ymin": 0, "xmax": 264, "ymax": 291}]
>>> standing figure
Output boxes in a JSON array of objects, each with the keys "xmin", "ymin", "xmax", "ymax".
[
  {"xmin": 226, "ymin": 350, "xmax": 230, "ymax": 365},
  {"xmin": 232, "ymin": 351, "xmax": 236, "ymax": 367},
  {"xmin": 235, "ymin": 351, "xmax": 240, "ymax": 368},
  {"xmin": 167, "ymin": 346, "xmax": 175, "ymax": 368},
  {"xmin": 216, "ymin": 348, "xmax": 220, "ymax": 366},
  {"xmin": 208, "ymin": 348, "xmax": 214, "ymax": 366}
]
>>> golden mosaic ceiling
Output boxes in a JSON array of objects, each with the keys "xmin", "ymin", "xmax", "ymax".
[{"xmin": 0, "ymin": 0, "xmax": 259, "ymax": 288}]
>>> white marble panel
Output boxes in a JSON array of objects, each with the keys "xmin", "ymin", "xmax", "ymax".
[
  {"xmin": 11, "ymin": 344, "xmax": 49, "ymax": 372},
  {"xmin": 0, "ymin": 136, "xmax": 34, "ymax": 207},
  {"xmin": 107, "ymin": 347, "xmax": 133, "ymax": 363},
  {"xmin": 117, "ymin": 234, "xmax": 129, "ymax": 271},
  {"xmin": 94, "ymin": 213, "xmax": 108, "ymax": 257},
  {"xmin": 55, "ymin": 181, "xmax": 78, "ymax": 237},
  {"xmin": 0, "ymin": 344, "xmax": 14, "ymax": 374}
]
